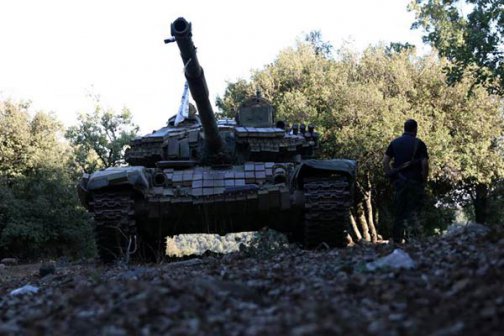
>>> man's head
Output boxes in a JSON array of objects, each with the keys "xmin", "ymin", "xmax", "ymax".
[{"xmin": 404, "ymin": 119, "xmax": 418, "ymax": 134}]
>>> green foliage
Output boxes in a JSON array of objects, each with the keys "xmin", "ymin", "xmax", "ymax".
[
  {"xmin": 0, "ymin": 101, "xmax": 75, "ymax": 178},
  {"xmin": 254, "ymin": 42, "xmax": 340, "ymax": 124},
  {"xmin": 0, "ymin": 170, "xmax": 95, "ymax": 259},
  {"xmin": 66, "ymin": 103, "xmax": 139, "ymax": 173},
  {"xmin": 422, "ymin": 191, "xmax": 457, "ymax": 235},
  {"xmin": 216, "ymin": 79, "xmax": 255, "ymax": 118},
  {"xmin": 1, "ymin": 98, "xmax": 138, "ymax": 259},
  {"xmin": 410, "ymin": 0, "xmax": 504, "ymax": 95},
  {"xmin": 218, "ymin": 39, "xmax": 503, "ymax": 231},
  {"xmin": 0, "ymin": 100, "xmax": 95, "ymax": 259},
  {"xmin": 238, "ymin": 229, "xmax": 290, "ymax": 259},
  {"xmin": 486, "ymin": 181, "xmax": 504, "ymax": 226},
  {"xmin": 305, "ymin": 30, "xmax": 333, "ymax": 58},
  {"xmin": 386, "ymin": 42, "xmax": 417, "ymax": 56},
  {"xmin": 0, "ymin": 100, "xmax": 32, "ymax": 177}
]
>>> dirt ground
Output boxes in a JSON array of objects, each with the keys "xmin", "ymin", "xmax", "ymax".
[{"xmin": 0, "ymin": 224, "xmax": 503, "ymax": 335}]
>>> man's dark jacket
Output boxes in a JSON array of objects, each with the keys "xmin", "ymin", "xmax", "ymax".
[{"xmin": 385, "ymin": 132, "xmax": 428, "ymax": 182}]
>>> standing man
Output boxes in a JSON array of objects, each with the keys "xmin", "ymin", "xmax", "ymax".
[{"xmin": 383, "ymin": 119, "xmax": 429, "ymax": 243}]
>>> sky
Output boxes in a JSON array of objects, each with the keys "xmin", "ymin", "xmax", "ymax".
[{"xmin": 0, "ymin": 0, "xmax": 427, "ymax": 134}]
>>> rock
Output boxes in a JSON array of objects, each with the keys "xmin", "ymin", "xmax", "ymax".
[
  {"xmin": 10, "ymin": 284, "xmax": 39, "ymax": 296},
  {"xmin": 447, "ymin": 278, "xmax": 471, "ymax": 297},
  {"xmin": 292, "ymin": 323, "xmax": 319, "ymax": 335},
  {"xmin": 112, "ymin": 267, "xmax": 149, "ymax": 280},
  {"xmin": 480, "ymin": 306, "xmax": 496, "ymax": 318},
  {"xmin": 39, "ymin": 262, "xmax": 56, "ymax": 278},
  {"xmin": 366, "ymin": 249, "xmax": 416, "ymax": 271},
  {"xmin": 444, "ymin": 223, "xmax": 490, "ymax": 238},
  {"xmin": 0, "ymin": 322, "xmax": 21, "ymax": 334},
  {"xmin": 166, "ymin": 258, "xmax": 204, "ymax": 268},
  {"xmin": 193, "ymin": 277, "xmax": 260, "ymax": 302},
  {"xmin": 367, "ymin": 319, "xmax": 390, "ymax": 334},
  {"xmin": 431, "ymin": 321, "xmax": 465, "ymax": 336},
  {"xmin": 388, "ymin": 313, "xmax": 404, "ymax": 321},
  {"xmin": 1, "ymin": 258, "xmax": 18, "ymax": 265},
  {"xmin": 465, "ymin": 223, "xmax": 491, "ymax": 235}
]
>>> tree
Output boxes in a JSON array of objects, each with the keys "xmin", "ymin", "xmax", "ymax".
[
  {"xmin": 218, "ymin": 38, "xmax": 503, "ymax": 233},
  {"xmin": 386, "ymin": 42, "xmax": 417, "ymax": 56},
  {"xmin": 66, "ymin": 103, "xmax": 139, "ymax": 173},
  {"xmin": 410, "ymin": 0, "xmax": 504, "ymax": 95},
  {"xmin": 305, "ymin": 30, "xmax": 333, "ymax": 58},
  {"xmin": 0, "ymin": 100, "xmax": 32, "ymax": 177},
  {"xmin": 0, "ymin": 100, "xmax": 94, "ymax": 258},
  {"xmin": 0, "ymin": 100, "xmax": 72, "ymax": 177},
  {"xmin": 0, "ymin": 167, "xmax": 94, "ymax": 258},
  {"xmin": 398, "ymin": 51, "xmax": 503, "ymax": 225},
  {"xmin": 216, "ymin": 79, "xmax": 255, "ymax": 118}
]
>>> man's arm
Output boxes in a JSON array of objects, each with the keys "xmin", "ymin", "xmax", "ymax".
[
  {"xmin": 419, "ymin": 141, "xmax": 429, "ymax": 182},
  {"xmin": 421, "ymin": 158, "xmax": 429, "ymax": 181},
  {"xmin": 383, "ymin": 154, "xmax": 393, "ymax": 176}
]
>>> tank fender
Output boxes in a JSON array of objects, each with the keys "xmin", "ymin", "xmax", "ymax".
[
  {"xmin": 86, "ymin": 166, "xmax": 150, "ymax": 191},
  {"xmin": 78, "ymin": 166, "xmax": 149, "ymax": 208},
  {"xmin": 292, "ymin": 159, "xmax": 357, "ymax": 188}
]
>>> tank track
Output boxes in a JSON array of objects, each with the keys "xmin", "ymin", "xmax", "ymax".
[
  {"xmin": 90, "ymin": 191, "xmax": 136, "ymax": 263},
  {"xmin": 303, "ymin": 176, "xmax": 352, "ymax": 248}
]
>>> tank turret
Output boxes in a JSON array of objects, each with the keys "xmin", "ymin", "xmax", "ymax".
[{"xmin": 169, "ymin": 17, "xmax": 225, "ymax": 162}]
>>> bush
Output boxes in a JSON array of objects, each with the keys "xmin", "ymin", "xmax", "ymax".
[
  {"xmin": 0, "ymin": 100, "xmax": 96, "ymax": 260},
  {"xmin": 0, "ymin": 170, "xmax": 95, "ymax": 260},
  {"xmin": 469, "ymin": 182, "xmax": 504, "ymax": 227}
]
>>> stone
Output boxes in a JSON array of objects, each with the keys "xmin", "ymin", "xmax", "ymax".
[
  {"xmin": 1, "ymin": 258, "xmax": 18, "ymax": 265},
  {"xmin": 39, "ymin": 262, "xmax": 56, "ymax": 278}
]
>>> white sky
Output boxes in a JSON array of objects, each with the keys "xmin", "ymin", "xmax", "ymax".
[{"xmin": 0, "ymin": 0, "xmax": 426, "ymax": 134}]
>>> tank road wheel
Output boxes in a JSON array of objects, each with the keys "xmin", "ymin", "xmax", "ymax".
[
  {"xmin": 303, "ymin": 176, "xmax": 352, "ymax": 248},
  {"xmin": 90, "ymin": 191, "xmax": 136, "ymax": 263}
]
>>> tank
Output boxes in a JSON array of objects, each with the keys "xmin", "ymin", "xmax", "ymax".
[{"xmin": 77, "ymin": 17, "xmax": 357, "ymax": 262}]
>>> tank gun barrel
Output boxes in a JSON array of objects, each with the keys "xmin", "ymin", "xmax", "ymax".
[{"xmin": 170, "ymin": 17, "xmax": 224, "ymax": 159}]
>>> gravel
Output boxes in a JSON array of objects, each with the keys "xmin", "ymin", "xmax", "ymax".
[{"xmin": 1, "ymin": 227, "xmax": 503, "ymax": 335}]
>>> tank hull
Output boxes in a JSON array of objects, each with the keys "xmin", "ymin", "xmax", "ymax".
[{"xmin": 80, "ymin": 160, "xmax": 355, "ymax": 262}]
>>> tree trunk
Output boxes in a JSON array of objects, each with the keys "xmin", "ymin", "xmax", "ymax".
[
  {"xmin": 349, "ymin": 212, "xmax": 362, "ymax": 241},
  {"xmin": 364, "ymin": 192, "xmax": 378, "ymax": 242},
  {"xmin": 362, "ymin": 174, "xmax": 378, "ymax": 242},
  {"xmin": 474, "ymin": 183, "xmax": 489, "ymax": 224},
  {"xmin": 356, "ymin": 202, "xmax": 371, "ymax": 241},
  {"xmin": 374, "ymin": 206, "xmax": 382, "ymax": 240}
]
